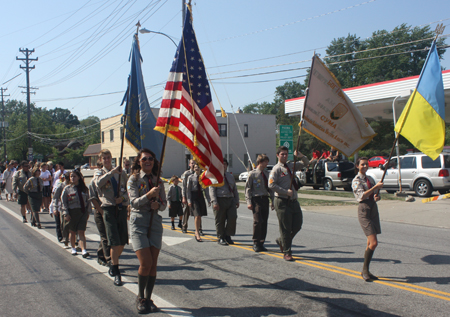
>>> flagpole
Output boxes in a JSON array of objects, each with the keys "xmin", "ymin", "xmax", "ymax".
[{"xmin": 381, "ymin": 24, "xmax": 444, "ymax": 184}]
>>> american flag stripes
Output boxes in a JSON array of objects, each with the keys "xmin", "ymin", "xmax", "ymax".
[{"xmin": 154, "ymin": 6, "xmax": 224, "ymax": 187}]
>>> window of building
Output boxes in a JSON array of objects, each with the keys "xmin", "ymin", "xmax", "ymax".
[
  {"xmin": 224, "ymin": 154, "xmax": 233, "ymax": 168},
  {"xmin": 112, "ymin": 158, "xmax": 117, "ymax": 168},
  {"xmin": 129, "ymin": 156, "xmax": 136, "ymax": 165},
  {"xmin": 218, "ymin": 124, "xmax": 227, "ymax": 137},
  {"xmin": 110, "ymin": 129, "xmax": 114, "ymax": 142},
  {"xmin": 101, "ymin": 131, "xmax": 104, "ymax": 143},
  {"xmin": 244, "ymin": 124, "xmax": 248, "ymax": 137}
]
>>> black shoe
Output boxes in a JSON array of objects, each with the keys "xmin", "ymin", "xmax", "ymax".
[
  {"xmin": 171, "ymin": 223, "xmax": 175, "ymax": 230},
  {"xmin": 368, "ymin": 272, "xmax": 378, "ymax": 280},
  {"xmin": 199, "ymin": 229, "xmax": 205, "ymax": 236},
  {"xmin": 361, "ymin": 271, "xmax": 371, "ymax": 282},
  {"xmin": 276, "ymin": 238, "xmax": 284, "ymax": 253},
  {"xmin": 82, "ymin": 252, "xmax": 90, "ymax": 258},
  {"xmin": 260, "ymin": 244, "xmax": 268, "ymax": 252},
  {"xmin": 23, "ymin": 217, "xmax": 27, "ymax": 223},
  {"xmin": 147, "ymin": 299, "xmax": 159, "ymax": 313},
  {"xmin": 136, "ymin": 297, "xmax": 148, "ymax": 314},
  {"xmin": 114, "ymin": 274, "xmax": 123, "ymax": 286},
  {"xmin": 58, "ymin": 236, "xmax": 63, "ymax": 243},
  {"xmin": 253, "ymin": 244, "xmax": 262, "ymax": 252},
  {"xmin": 218, "ymin": 238, "xmax": 228, "ymax": 246},
  {"xmin": 178, "ymin": 221, "xmax": 182, "ymax": 228},
  {"xmin": 108, "ymin": 267, "xmax": 116, "ymax": 277},
  {"xmin": 98, "ymin": 258, "xmax": 107, "ymax": 266},
  {"xmin": 182, "ymin": 228, "xmax": 187, "ymax": 233},
  {"xmin": 225, "ymin": 235, "xmax": 234, "ymax": 245}
]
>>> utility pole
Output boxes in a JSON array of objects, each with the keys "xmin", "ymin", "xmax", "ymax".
[
  {"xmin": 0, "ymin": 88, "xmax": 9, "ymax": 161},
  {"xmin": 16, "ymin": 48, "xmax": 38, "ymax": 160}
]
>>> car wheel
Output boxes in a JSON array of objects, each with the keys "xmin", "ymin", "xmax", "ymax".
[
  {"xmin": 414, "ymin": 179, "xmax": 433, "ymax": 197},
  {"xmin": 344, "ymin": 185, "xmax": 352, "ymax": 191},
  {"xmin": 378, "ymin": 164, "xmax": 383, "ymax": 168},
  {"xmin": 386, "ymin": 190, "xmax": 396, "ymax": 194},
  {"xmin": 323, "ymin": 179, "xmax": 334, "ymax": 191},
  {"xmin": 312, "ymin": 185, "xmax": 320, "ymax": 190}
]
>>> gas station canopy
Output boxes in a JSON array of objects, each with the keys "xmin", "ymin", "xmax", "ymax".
[{"xmin": 285, "ymin": 70, "xmax": 450, "ymax": 123}]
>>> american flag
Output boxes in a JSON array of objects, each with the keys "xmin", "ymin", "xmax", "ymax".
[{"xmin": 154, "ymin": 6, "xmax": 224, "ymax": 187}]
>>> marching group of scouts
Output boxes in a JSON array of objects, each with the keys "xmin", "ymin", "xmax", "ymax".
[{"xmin": 9, "ymin": 144, "xmax": 384, "ymax": 314}]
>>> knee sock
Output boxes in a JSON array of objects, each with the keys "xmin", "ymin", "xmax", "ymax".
[
  {"xmin": 113, "ymin": 264, "xmax": 120, "ymax": 275},
  {"xmin": 138, "ymin": 274, "xmax": 149, "ymax": 299},
  {"xmin": 145, "ymin": 276, "xmax": 156, "ymax": 300},
  {"xmin": 363, "ymin": 248, "xmax": 374, "ymax": 274}
]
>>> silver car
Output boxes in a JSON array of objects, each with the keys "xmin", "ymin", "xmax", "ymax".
[
  {"xmin": 238, "ymin": 165, "xmax": 274, "ymax": 182},
  {"xmin": 366, "ymin": 152, "xmax": 450, "ymax": 197}
]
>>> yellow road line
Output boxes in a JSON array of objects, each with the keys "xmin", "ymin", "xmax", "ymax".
[{"xmin": 162, "ymin": 225, "xmax": 450, "ymax": 301}]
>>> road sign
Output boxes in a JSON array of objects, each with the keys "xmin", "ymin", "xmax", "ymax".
[
  {"xmin": 279, "ymin": 125, "xmax": 293, "ymax": 139},
  {"xmin": 279, "ymin": 125, "xmax": 294, "ymax": 160}
]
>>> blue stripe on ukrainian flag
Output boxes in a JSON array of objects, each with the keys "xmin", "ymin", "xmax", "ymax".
[{"xmin": 416, "ymin": 42, "xmax": 445, "ymax": 120}]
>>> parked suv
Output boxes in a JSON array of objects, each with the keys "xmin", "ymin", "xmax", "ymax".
[
  {"xmin": 296, "ymin": 160, "xmax": 355, "ymax": 191},
  {"xmin": 366, "ymin": 152, "xmax": 450, "ymax": 197}
]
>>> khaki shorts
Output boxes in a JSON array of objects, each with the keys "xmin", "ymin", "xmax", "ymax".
[
  {"xmin": 103, "ymin": 206, "xmax": 128, "ymax": 246},
  {"xmin": 65, "ymin": 208, "xmax": 89, "ymax": 232},
  {"xmin": 130, "ymin": 211, "xmax": 163, "ymax": 251}
]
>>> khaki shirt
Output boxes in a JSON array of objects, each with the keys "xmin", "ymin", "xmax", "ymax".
[
  {"xmin": 61, "ymin": 184, "xmax": 92, "ymax": 216},
  {"xmin": 127, "ymin": 171, "xmax": 166, "ymax": 214},
  {"xmin": 352, "ymin": 173, "xmax": 376, "ymax": 202},
  {"xmin": 93, "ymin": 167, "xmax": 128, "ymax": 207},
  {"xmin": 52, "ymin": 181, "xmax": 68, "ymax": 212},
  {"xmin": 209, "ymin": 172, "xmax": 239, "ymax": 205},
  {"xmin": 88, "ymin": 182, "xmax": 100, "ymax": 204},
  {"xmin": 268, "ymin": 157, "xmax": 309, "ymax": 200},
  {"xmin": 12, "ymin": 170, "xmax": 31, "ymax": 192},
  {"xmin": 181, "ymin": 169, "xmax": 194, "ymax": 198},
  {"xmin": 167, "ymin": 184, "xmax": 182, "ymax": 206},
  {"xmin": 23, "ymin": 177, "xmax": 44, "ymax": 194},
  {"xmin": 245, "ymin": 168, "xmax": 274, "ymax": 206}
]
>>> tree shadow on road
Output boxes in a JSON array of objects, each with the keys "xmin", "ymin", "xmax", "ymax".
[
  {"xmin": 157, "ymin": 277, "xmax": 227, "ymax": 290},
  {"xmin": 421, "ymin": 254, "xmax": 450, "ymax": 265}
]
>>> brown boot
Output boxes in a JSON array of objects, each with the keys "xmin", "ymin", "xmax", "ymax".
[{"xmin": 361, "ymin": 248, "xmax": 374, "ymax": 281}]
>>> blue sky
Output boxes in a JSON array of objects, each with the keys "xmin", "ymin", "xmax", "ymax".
[{"xmin": 0, "ymin": 0, "xmax": 448, "ymax": 123}]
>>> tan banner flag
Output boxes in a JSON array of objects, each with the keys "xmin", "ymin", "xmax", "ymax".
[{"xmin": 302, "ymin": 56, "xmax": 376, "ymax": 157}]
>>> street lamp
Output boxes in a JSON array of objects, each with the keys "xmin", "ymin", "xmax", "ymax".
[{"xmin": 139, "ymin": 28, "xmax": 178, "ymax": 47}]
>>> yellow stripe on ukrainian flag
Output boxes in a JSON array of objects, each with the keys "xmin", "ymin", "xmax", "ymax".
[
  {"xmin": 394, "ymin": 40, "xmax": 445, "ymax": 161},
  {"xmin": 395, "ymin": 89, "xmax": 445, "ymax": 160}
]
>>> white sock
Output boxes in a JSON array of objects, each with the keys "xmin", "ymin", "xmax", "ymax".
[{"xmin": 71, "ymin": 248, "xmax": 77, "ymax": 254}]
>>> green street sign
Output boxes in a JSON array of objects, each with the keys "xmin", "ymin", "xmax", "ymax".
[{"xmin": 279, "ymin": 125, "xmax": 293, "ymax": 139}]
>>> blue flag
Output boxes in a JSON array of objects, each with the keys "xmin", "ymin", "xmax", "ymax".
[{"xmin": 122, "ymin": 34, "xmax": 163, "ymax": 159}]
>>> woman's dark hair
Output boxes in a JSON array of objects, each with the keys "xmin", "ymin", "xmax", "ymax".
[
  {"xmin": 71, "ymin": 169, "xmax": 88, "ymax": 193},
  {"xmin": 131, "ymin": 148, "xmax": 159, "ymax": 176},
  {"xmin": 355, "ymin": 157, "xmax": 369, "ymax": 172}
]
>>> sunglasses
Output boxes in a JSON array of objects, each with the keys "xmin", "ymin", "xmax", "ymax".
[{"xmin": 140, "ymin": 156, "xmax": 154, "ymax": 162}]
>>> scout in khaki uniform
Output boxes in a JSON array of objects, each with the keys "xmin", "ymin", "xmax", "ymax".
[
  {"xmin": 245, "ymin": 154, "xmax": 274, "ymax": 252},
  {"xmin": 52, "ymin": 172, "xmax": 70, "ymax": 244},
  {"xmin": 12, "ymin": 161, "xmax": 31, "ymax": 223},
  {"xmin": 127, "ymin": 149, "xmax": 166, "ymax": 314},
  {"xmin": 23, "ymin": 166, "xmax": 44, "ymax": 228},
  {"xmin": 352, "ymin": 157, "xmax": 384, "ymax": 281},
  {"xmin": 62, "ymin": 170, "xmax": 92, "ymax": 258},
  {"xmin": 93, "ymin": 149, "xmax": 129, "ymax": 286},
  {"xmin": 268, "ymin": 146, "xmax": 309, "ymax": 261},
  {"xmin": 181, "ymin": 159, "xmax": 195, "ymax": 233},
  {"xmin": 209, "ymin": 159, "xmax": 239, "ymax": 246}
]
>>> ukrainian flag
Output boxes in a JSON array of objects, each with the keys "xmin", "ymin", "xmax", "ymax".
[{"xmin": 394, "ymin": 41, "xmax": 445, "ymax": 160}]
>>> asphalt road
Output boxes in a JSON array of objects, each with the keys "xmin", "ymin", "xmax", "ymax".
[{"xmin": 1, "ymin": 197, "xmax": 449, "ymax": 316}]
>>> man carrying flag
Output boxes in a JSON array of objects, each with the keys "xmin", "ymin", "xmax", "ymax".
[
  {"xmin": 394, "ymin": 37, "xmax": 446, "ymax": 160},
  {"xmin": 154, "ymin": 4, "xmax": 224, "ymax": 188}
]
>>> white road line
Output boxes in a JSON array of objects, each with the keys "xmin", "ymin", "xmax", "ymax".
[{"xmin": 0, "ymin": 202, "xmax": 192, "ymax": 317}]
